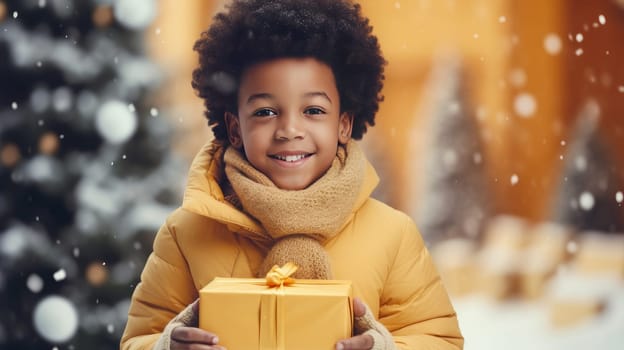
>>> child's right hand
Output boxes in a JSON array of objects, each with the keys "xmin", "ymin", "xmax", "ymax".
[
  {"xmin": 170, "ymin": 325, "xmax": 224, "ymax": 350},
  {"xmin": 153, "ymin": 299, "xmax": 227, "ymax": 350}
]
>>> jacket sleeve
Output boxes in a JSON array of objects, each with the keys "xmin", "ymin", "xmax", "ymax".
[
  {"xmin": 120, "ymin": 217, "xmax": 198, "ymax": 350},
  {"xmin": 379, "ymin": 215, "xmax": 464, "ymax": 350}
]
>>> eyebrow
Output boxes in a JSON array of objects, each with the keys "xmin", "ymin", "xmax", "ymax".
[{"xmin": 245, "ymin": 91, "xmax": 332, "ymax": 104}]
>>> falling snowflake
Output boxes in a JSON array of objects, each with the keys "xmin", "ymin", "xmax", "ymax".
[
  {"xmin": 33, "ymin": 296, "xmax": 79, "ymax": 343},
  {"xmin": 544, "ymin": 33, "xmax": 562, "ymax": 55},
  {"xmin": 510, "ymin": 174, "xmax": 519, "ymax": 185},
  {"xmin": 514, "ymin": 92, "xmax": 537, "ymax": 117},
  {"xmin": 53, "ymin": 268, "xmax": 67, "ymax": 282},
  {"xmin": 575, "ymin": 33, "xmax": 584, "ymax": 43},
  {"xmin": 616, "ymin": 191, "xmax": 623, "ymax": 203},
  {"xmin": 96, "ymin": 100, "xmax": 138, "ymax": 144},
  {"xmin": 578, "ymin": 191, "xmax": 595, "ymax": 211},
  {"xmin": 598, "ymin": 14, "xmax": 606, "ymax": 25},
  {"xmin": 27, "ymin": 274, "xmax": 44, "ymax": 293}
]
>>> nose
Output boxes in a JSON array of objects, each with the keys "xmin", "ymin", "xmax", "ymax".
[{"xmin": 274, "ymin": 112, "xmax": 305, "ymax": 140}]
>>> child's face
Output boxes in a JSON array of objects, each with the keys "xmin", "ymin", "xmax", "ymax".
[{"xmin": 226, "ymin": 57, "xmax": 352, "ymax": 190}]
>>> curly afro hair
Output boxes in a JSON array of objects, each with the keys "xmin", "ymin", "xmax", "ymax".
[{"xmin": 192, "ymin": 0, "xmax": 386, "ymax": 143}]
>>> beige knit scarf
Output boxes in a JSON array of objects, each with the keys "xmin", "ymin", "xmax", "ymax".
[{"xmin": 224, "ymin": 141, "xmax": 365, "ymax": 279}]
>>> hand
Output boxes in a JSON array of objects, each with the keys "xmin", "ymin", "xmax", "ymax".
[
  {"xmin": 171, "ymin": 326, "xmax": 224, "ymax": 350},
  {"xmin": 170, "ymin": 301, "xmax": 224, "ymax": 349},
  {"xmin": 157, "ymin": 299, "xmax": 227, "ymax": 350},
  {"xmin": 335, "ymin": 298, "xmax": 374, "ymax": 350}
]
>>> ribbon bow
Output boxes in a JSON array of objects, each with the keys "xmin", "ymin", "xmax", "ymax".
[{"xmin": 265, "ymin": 262, "xmax": 298, "ymax": 288}]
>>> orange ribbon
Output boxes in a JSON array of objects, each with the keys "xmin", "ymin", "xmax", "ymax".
[
  {"xmin": 260, "ymin": 262, "xmax": 298, "ymax": 350},
  {"xmin": 265, "ymin": 262, "xmax": 298, "ymax": 288}
]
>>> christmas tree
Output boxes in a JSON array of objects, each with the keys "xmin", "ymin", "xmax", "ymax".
[
  {"xmin": 0, "ymin": 1, "xmax": 184, "ymax": 348},
  {"xmin": 551, "ymin": 99, "xmax": 624, "ymax": 232},
  {"xmin": 411, "ymin": 54, "xmax": 491, "ymax": 245}
]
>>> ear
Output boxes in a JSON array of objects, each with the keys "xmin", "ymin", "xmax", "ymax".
[
  {"xmin": 224, "ymin": 112, "xmax": 243, "ymax": 148},
  {"xmin": 338, "ymin": 112, "xmax": 353, "ymax": 145}
]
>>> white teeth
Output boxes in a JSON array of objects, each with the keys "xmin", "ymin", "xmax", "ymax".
[{"xmin": 274, "ymin": 154, "xmax": 307, "ymax": 162}]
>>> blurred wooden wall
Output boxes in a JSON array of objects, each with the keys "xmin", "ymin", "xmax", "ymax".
[{"xmin": 148, "ymin": 0, "xmax": 624, "ymax": 225}]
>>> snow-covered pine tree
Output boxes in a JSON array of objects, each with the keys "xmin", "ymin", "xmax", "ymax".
[
  {"xmin": 0, "ymin": 1, "xmax": 184, "ymax": 348},
  {"xmin": 411, "ymin": 54, "xmax": 490, "ymax": 245},
  {"xmin": 551, "ymin": 99, "xmax": 624, "ymax": 232}
]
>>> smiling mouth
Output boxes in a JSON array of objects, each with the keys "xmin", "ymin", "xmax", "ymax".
[{"xmin": 269, "ymin": 154, "xmax": 312, "ymax": 162}]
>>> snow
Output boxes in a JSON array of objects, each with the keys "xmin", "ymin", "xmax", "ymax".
[
  {"xmin": 598, "ymin": 14, "xmax": 606, "ymax": 25},
  {"xmin": 30, "ymin": 86, "xmax": 51, "ymax": 113},
  {"xmin": 53, "ymin": 268, "xmax": 67, "ymax": 282},
  {"xmin": 26, "ymin": 274, "xmax": 44, "ymax": 293},
  {"xmin": 575, "ymin": 33, "xmax": 584, "ymax": 43},
  {"xmin": 498, "ymin": 16, "xmax": 507, "ymax": 23},
  {"xmin": 454, "ymin": 281, "xmax": 624, "ymax": 350},
  {"xmin": 514, "ymin": 92, "xmax": 537, "ymax": 117},
  {"xmin": 150, "ymin": 107, "xmax": 159, "ymax": 117},
  {"xmin": 0, "ymin": 224, "xmax": 48, "ymax": 258},
  {"xmin": 33, "ymin": 295, "xmax": 79, "ymax": 343},
  {"xmin": 76, "ymin": 90, "xmax": 99, "ymax": 116},
  {"xmin": 114, "ymin": 0, "xmax": 158, "ymax": 30},
  {"xmin": 18, "ymin": 155, "xmax": 65, "ymax": 192},
  {"xmin": 510, "ymin": 174, "xmax": 519, "ymax": 185},
  {"xmin": 52, "ymin": 87, "xmax": 73, "ymax": 113},
  {"xmin": 578, "ymin": 192, "xmax": 595, "ymax": 211},
  {"xmin": 575, "ymin": 48, "xmax": 584, "ymax": 56},
  {"xmin": 616, "ymin": 191, "xmax": 623, "ymax": 203},
  {"xmin": 544, "ymin": 33, "xmax": 562, "ymax": 55},
  {"xmin": 95, "ymin": 100, "xmax": 138, "ymax": 144},
  {"xmin": 10, "ymin": 101, "xmax": 17, "ymax": 110}
]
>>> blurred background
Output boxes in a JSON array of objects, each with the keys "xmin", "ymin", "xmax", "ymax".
[{"xmin": 1, "ymin": 0, "xmax": 623, "ymax": 349}]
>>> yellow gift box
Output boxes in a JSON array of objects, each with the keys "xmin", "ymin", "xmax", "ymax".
[{"xmin": 199, "ymin": 263, "xmax": 353, "ymax": 350}]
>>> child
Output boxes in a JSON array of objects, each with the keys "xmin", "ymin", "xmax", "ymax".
[{"xmin": 121, "ymin": 0, "xmax": 463, "ymax": 349}]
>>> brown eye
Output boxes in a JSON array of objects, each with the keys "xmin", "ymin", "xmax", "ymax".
[
  {"xmin": 304, "ymin": 107, "xmax": 325, "ymax": 115},
  {"xmin": 253, "ymin": 108, "xmax": 277, "ymax": 117}
]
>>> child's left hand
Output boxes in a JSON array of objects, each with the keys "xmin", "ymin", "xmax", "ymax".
[{"xmin": 335, "ymin": 298, "xmax": 397, "ymax": 350}]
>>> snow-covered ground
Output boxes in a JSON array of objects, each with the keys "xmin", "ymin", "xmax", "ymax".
[{"xmin": 453, "ymin": 280, "xmax": 624, "ymax": 350}]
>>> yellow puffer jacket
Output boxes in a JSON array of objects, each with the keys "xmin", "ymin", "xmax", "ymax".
[{"xmin": 120, "ymin": 142, "xmax": 463, "ymax": 350}]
